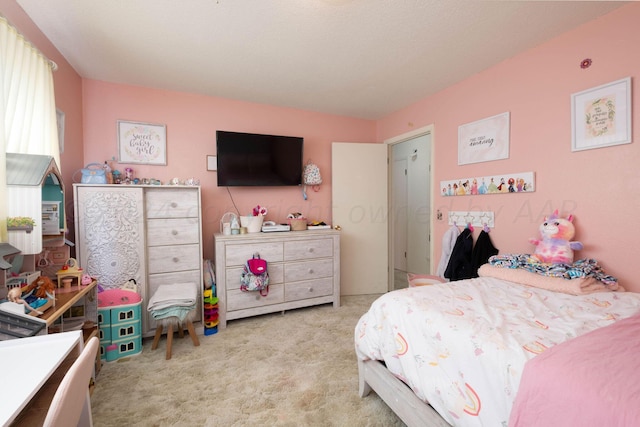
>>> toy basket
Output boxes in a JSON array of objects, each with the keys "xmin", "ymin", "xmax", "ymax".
[
  {"xmin": 240, "ymin": 215, "xmax": 264, "ymax": 233},
  {"xmin": 289, "ymin": 218, "xmax": 308, "ymax": 231}
]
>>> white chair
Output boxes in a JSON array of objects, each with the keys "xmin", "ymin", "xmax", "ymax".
[{"xmin": 43, "ymin": 337, "xmax": 99, "ymax": 427}]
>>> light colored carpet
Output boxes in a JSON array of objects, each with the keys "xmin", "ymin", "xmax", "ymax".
[{"xmin": 91, "ymin": 295, "xmax": 405, "ymax": 427}]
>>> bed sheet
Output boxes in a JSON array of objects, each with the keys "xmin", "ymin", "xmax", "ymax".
[
  {"xmin": 509, "ymin": 312, "xmax": 640, "ymax": 426},
  {"xmin": 354, "ymin": 277, "xmax": 640, "ymax": 427}
]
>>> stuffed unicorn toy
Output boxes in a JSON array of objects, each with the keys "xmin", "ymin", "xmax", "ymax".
[{"xmin": 529, "ymin": 210, "xmax": 583, "ymax": 264}]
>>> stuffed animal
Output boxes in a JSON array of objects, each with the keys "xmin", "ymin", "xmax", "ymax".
[{"xmin": 529, "ymin": 210, "xmax": 583, "ymax": 264}]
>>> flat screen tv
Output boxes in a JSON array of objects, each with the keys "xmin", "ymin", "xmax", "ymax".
[{"xmin": 216, "ymin": 130, "xmax": 303, "ymax": 187}]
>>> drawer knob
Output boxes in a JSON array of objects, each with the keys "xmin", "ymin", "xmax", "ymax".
[
  {"xmin": 172, "ymin": 257, "xmax": 179, "ymax": 263},
  {"xmin": 308, "ymin": 268, "xmax": 314, "ymax": 274},
  {"xmin": 171, "ymin": 202, "xmax": 178, "ymax": 208},
  {"xmin": 308, "ymin": 287, "xmax": 313, "ymax": 292},
  {"xmin": 172, "ymin": 230, "xmax": 178, "ymax": 235},
  {"xmin": 308, "ymin": 248, "xmax": 314, "ymax": 253}
]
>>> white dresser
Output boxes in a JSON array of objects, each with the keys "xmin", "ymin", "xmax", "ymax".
[
  {"xmin": 214, "ymin": 229, "xmax": 340, "ymax": 328},
  {"xmin": 73, "ymin": 184, "xmax": 203, "ymax": 336}
]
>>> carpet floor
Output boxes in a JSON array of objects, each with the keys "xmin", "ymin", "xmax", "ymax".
[{"xmin": 91, "ymin": 295, "xmax": 405, "ymax": 427}]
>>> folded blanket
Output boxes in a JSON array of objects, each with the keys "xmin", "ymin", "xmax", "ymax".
[
  {"xmin": 147, "ymin": 283, "xmax": 198, "ymax": 312},
  {"xmin": 149, "ymin": 305, "xmax": 196, "ymax": 322},
  {"xmin": 478, "ymin": 264, "xmax": 623, "ymax": 295},
  {"xmin": 489, "ymin": 254, "xmax": 618, "ymax": 286}
]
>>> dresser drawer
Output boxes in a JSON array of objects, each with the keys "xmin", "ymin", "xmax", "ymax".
[
  {"xmin": 225, "ymin": 242, "xmax": 284, "ymax": 266},
  {"xmin": 285, "ymin": 278, "xmax": 333, "ymax": 302},
  {"xmin": 146, "ymin": 218, "xmax": 200, "ymax": 246},
  {"xmin": 147, "ymin": 244, "xmax": 200, "ymax": 274},
  {"xmin": 227, "ymin": 284, "xmax": 284, "ymax": 311},
  {"xmin": 225, "ymin": 263, "xmax": 284, "ymax": 291},
  {"xmin": 145, "ymin": 188, "xmax": 199, "ymax": 219},
  {"xmin": 284, "ymin": 259, "xmax": 333, "ymax": 282},
  {"xmin": 284, "ymin": 238, "xmax": 333, "ymax": 261}
]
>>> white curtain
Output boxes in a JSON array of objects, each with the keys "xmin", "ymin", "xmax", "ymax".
[{"xmin": 0, "ymin": 16, "xmax": 59, "ymax": 241}]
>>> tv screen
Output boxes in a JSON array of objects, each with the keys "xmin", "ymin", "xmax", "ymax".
[{"xmin": 216, "ymin": 131, "xmax": 303, "ymax": 187}]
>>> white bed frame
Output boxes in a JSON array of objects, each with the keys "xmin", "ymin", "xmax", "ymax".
[{"xmin": 358, "ymin": 359, "xmax": 452, "ymax": 427}]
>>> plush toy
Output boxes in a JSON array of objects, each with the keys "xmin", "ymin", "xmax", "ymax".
[{"xmin": 529, "ymin": 210, "xmax": 583, "ymax": 264}]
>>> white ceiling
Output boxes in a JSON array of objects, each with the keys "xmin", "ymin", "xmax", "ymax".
[{"xmin": 16, "ymin": 0, "xmax": 627, "ymax": 120}]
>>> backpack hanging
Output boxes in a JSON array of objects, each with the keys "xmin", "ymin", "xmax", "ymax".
[
  {"xmin": 302, "ymin": 160, "xmax": 322, "ymax": 200},
  {"xmin": 240, "ymin": 254, "xmax": 269, "ymax": 296}
]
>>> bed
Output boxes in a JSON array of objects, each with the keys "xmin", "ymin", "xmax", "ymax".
[{"xmin": 355, "ymin": 264, "xmax": 640, "ymax": 426}]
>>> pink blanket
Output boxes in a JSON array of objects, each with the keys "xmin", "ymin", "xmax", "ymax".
[
  {"xmin": 509, "ymin": 312, "xmax": 640, "ymax": 426},
  {"xmin": 478, "ymin": 264, "xmax": 623, "ymax": 295}
]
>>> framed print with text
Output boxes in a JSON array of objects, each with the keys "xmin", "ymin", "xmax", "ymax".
[
  {"xmin": 118, "ymin": 120, "xmax": 167, "ymax": 165},
  {"xmin": 458, "ymin": 112, "xmax": 510, "ymax": 165},
  {"xmin": 571, "ymin": 77, "xmax": 631, "ymax": 152}
]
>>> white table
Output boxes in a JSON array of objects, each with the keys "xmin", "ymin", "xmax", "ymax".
[{"xmin": 0, "ymin": 331, "xmax": 84, "ymax": 426}]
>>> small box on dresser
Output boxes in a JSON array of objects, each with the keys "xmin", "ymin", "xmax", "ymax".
[{"xmin": 214, "ymin": 229, "xmax": 340, "ymax": 328}]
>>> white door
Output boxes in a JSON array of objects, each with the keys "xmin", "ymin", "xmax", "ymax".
[{"xmin": 332, "ymin": 142, "xmax": 388, "ymax": 295}]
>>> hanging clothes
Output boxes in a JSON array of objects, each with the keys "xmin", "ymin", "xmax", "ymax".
[
  {"xmin": 471, "ymin": 229, "xmax": 499, "ymax": 277},
  {"xmin": 444, "ymin": 227, "xmax": 474, "ymax": 281},
  {"xmin": 436, "ymin": 224, "xmax": 461, "ymax": 278}
]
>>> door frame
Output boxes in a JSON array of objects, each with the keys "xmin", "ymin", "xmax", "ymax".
[{"xmin": 384, "ymin": 124, "xmax": 435, "ymax": 292}]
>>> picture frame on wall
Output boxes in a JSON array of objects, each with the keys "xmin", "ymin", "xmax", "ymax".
[
  {"xmin": 458, "ymin": 112, "xmax": 510, "ymax": 165},
  {"xmin": 571, "ymin": 77, "xmax": 632, "ymax": 152},
  {"xmin": 117, "ymin": 120, "xmax": 167, "ymax": 165}
]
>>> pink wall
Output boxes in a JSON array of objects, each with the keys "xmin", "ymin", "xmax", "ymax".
[
  {"xmin": 377, "ymin": 4, "xmax": 640, "ymax": 292},
  {"xmin": 82, "ymin": 81, "xmax": 375, "ymax": 259},
  {"xmin": 6, "ymin": 0, "xmax": 640, "ymax": 291}
]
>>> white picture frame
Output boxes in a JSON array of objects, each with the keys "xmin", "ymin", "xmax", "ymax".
[
  {"xmin": 458, "ymin": 112, "xmax": 510, "ymax": 165},
  {"xmin": 117, "ymin": 120, "xmax": 167, "ymax": 165},
  {"xmin": 571, "ymin": 77, "xmax": 632, "ymax": 152}
]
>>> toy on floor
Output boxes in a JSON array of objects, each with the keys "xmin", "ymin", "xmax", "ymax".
[{"xmin": 529, "ymin": 210, "xmax": 583, "ymax": 264}]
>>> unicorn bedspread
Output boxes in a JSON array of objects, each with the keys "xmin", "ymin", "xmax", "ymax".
[{"xmin": 354, "ymin": 277, "xmax": 640, "ymax": 427}]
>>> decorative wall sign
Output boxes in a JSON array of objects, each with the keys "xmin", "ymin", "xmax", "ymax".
[
  {"xmin": 441, "ymin": 171, "xmax": 535, "ymax": 197},
  {"xmin": 117, "ymin": 120, "xmax": 167, "ymax": 165},
  {"xmin": 571, "ymin": 77, "xmax": 632, "ymax": 152},
  {"xmin": 458, "ymin": 112, "xmax": 510, "ymax": 165}
]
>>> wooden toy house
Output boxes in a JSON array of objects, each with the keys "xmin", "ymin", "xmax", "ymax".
[{"xmin": 6, "ymin": 153, "xmax": 65, "ymax": 256}]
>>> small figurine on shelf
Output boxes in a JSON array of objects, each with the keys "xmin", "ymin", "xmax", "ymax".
[
  {"xmin": 112, "ymin": 170, "xmax": 122, "ymax": 184},
  {"xmin": 124, "ymin": 167, "xmax": 134, "ymax": 184}
]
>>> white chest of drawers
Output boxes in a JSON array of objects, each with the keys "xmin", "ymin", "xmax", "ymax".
[
  {"xmin": 214, "ymin": 229, "xmax": 340, "ymax": 328},
  {"xmin": 74, "ymin": 184, "xmax": 203, "ymax": 336}
]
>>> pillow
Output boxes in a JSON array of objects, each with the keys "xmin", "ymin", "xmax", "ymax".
[{"xmin": 407, "ymin": 273, "xmax": 445, "ymax": 287}]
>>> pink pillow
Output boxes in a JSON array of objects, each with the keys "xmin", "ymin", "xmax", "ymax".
[{"xmin": 407, "ymin": 273, "xmax": 445, "ymax": 287}]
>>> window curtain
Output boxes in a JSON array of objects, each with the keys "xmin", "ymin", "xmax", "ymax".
[{"xmin": 0, "ymin": 16, "xmax": 59, "ymax": 241}]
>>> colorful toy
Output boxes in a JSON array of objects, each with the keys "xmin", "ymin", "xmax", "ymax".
[{"xmin": 529, "ymin": 210, "xmax": 583, "ymax": 264}]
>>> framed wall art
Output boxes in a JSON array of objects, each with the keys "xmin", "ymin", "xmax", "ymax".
[
  {"xmin": 458, "ymin": 112, "xmax": 510, "ymax": 165},
  {"xmin": 440, "ymin": 171, "xmax": 535, "ymax": 197},
  {"xmin": 117, "ymin": 120, "xmax": 167, "ymax": 165},
  {"xmin": 571, "ymin": 77, "xmax": 632, "ymax": 152}
]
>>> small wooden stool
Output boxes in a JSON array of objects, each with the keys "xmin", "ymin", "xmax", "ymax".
[{"xmin": 151, "ymin": 317, "xmax": 200, "ymax": 360}]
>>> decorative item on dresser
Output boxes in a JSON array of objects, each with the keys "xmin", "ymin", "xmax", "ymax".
[
  {"xmin": 73, "ymin": 184, "xmax": 203, "ymax": 336},
  {"xmin": 214, "ymin": 229, "xmax": 340, "ymax": 328}
]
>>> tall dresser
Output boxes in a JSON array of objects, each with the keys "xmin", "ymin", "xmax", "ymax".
[
  {"xmin": 214, "ymin": 229, "xmax": 340, "ymax": 328},
  {"xmin": 73, "ymin": 184, "xmax": 203, "ymax": 336}
]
